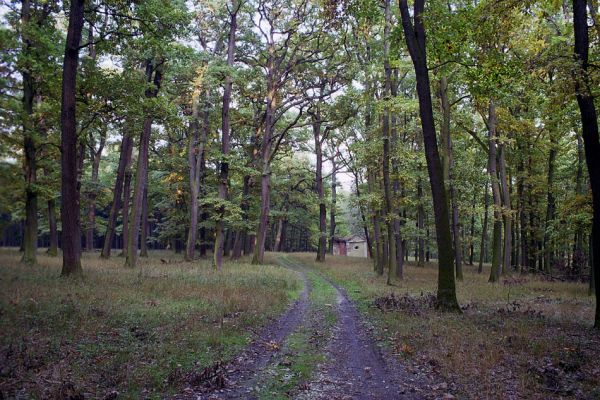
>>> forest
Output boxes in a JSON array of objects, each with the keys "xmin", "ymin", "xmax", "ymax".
[{"xmin": 0, "ymin": 0, "xmax": 599, "ymax": 399}]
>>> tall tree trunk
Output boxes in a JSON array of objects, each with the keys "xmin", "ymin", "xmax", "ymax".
[
  {"xmin": 232, "ymin": 174, "xmax": 251, "ymax": 259},
  {"xmin": 573, "ymin": 133, "xmax": 585, "ymax": 274},
  {"xmin": 417, "ymin": 175, "xmax": 426, "ymax": 267},
  {"xmin": 47, "ymin": 195, "xmax": 58, "ymax": 256},
  {"xmin": 369, "ymin": 168, "xmax": 384, "ymax": 275},
  {"xmin": 125, "ymin": 61, "xmax": 162, "ymax": 268},
  {"xmin": 543, "ymin": 135, "xmax": 557, "ymax": 273},
  {"xmin": 478, "ymin": 179, "xmax": 489, "ymax": 273},
  {"xmin": 120, "ymin": 153, "xmax": 133, "ymax": 256},
  {"xmin": 252, "ymin": 48, "xmax": 276, "ymax": 265},
  {"xmin": 101, "ymin": 131, "xmax": 133, "ymax": 258},
  {"xmin": 573, "ymin": 0, "xmax": 600, "ymax": 328},
  {"xmin": 400, "ymin": 0, "xmax": 459, "ymax": 310},
  {"xmin": 487, "ymin": 101, "xmax": 503, "ymax": 282},
  {"xmin": 383, "ymin": 0, "xmax": 397, "ymax": 282},
  {"xmin": 352, "ymin": 169, "xmax": 373, "ymax": 258},
  {"xmin": 185, "ymin": 97, "xmax": 202, "ymax": 261},
  {"xmin": 20, "ymin": 0, "xmax": 37, "ymax": 265},
  {"xmin": 140, "ymin": 185, "xmax": 149, "ymax": 257},
  {"xmin": 469, "ymin": 191, "xmax": 477, "ymax": 265},
  {"xmin": 60, "ymin": 0, "xmax": 85, "ymax": 275},
  {"xmin": 329, "ymin": 157, "xmax": 337, "ymax": 254},
  {"xmin": 439, "ymin": 75, "xmax": 462, "ymax": 280},
  {"xmin": 85, "ymin": 134, "xmax": 105, "ymax": 251},
  {"xmin": 498, "ymin": 142, "xmax": 512, "ymax": 274},
  {"xmin": 214, "ymin": 1, "xmax": 238, "ymax": 270},
  {"xmin": 314, "ymin": 115, "xmax": 327, "ymax": 263},
  {"xmin": 391, "ymin": 85, "xmax": 404, "ymax": 278}
]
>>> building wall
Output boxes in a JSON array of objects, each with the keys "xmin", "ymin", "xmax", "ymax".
[{"xmin": 347, "ymin": 241, "xmax": 368, "ymax": 258}]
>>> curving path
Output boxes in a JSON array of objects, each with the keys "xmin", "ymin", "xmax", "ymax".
[{"xmin": 175, "ymin": 256, "xmax": 432, "ymax": 399}]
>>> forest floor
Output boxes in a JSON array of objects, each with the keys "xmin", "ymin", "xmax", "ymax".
[
  {"xmin": 290, "ymin": 253, "xmax": 600, "ymax": 400},
  {"xmin": 1, "ymin": 249, "xmax": 599, "ymax": 399},
  {"xmin": 0, "ymin": 249, "xmax": 301, "ymax": 399},
  {"xmin": 178, "ymin": 255, "xmax": 437, "ymax": 400}
]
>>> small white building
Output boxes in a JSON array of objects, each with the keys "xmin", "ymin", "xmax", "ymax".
[{"xmin": 332, "ymin": 235, "xmax": 368, "ymax": 258}]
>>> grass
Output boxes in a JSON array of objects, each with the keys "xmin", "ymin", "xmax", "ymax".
[
  {"xmin": 256, "ymin": 257, "xmax": 337, "ymax": 399},
  {"xmin": 0, "ymin": 248, "xmax": 301, "ymax": 399},
  {"xmin": 290, "ymin": 253, "xmax": 600, "ymax": 400}
]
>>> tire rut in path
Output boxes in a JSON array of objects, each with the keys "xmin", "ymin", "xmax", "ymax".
[
  {"xmin": 286, "ymin": 257, "xmax": 426, "ymax": 400},
  {"xmin": 175, "ymin": 264, "xmax": 311, "ymax": 400}
]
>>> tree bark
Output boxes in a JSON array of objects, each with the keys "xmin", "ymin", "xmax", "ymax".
[
  {"xmin": 399, "ymin": 0, "xmax": 459, "ymax": 310},
  {"xmin": 487, "ymin": 101, "xmax": 503, "ymax": 282},
  {"xmin": 252, "ymin": 44, "xmax": 276, "ymax": 265},
  {"xmin": 572, "ymin": 0, "xmax": 600, "ymax": 328},
  {"xmin": 417, "ymin": 175, "xmax": 426, "ymax": 267},
  {"xmin": 439, "ymin": 75, "xmax": 462, "ymax": 280},
  {"xmin": 185, "ymin": 97, "xmax": 202, "ymax": 261},
  {"xmin": 20, "ymin": 0, "xmax": 38, "ymax": 265},
  {"xmin": 85, "ymin": 133, "xmax": 105, "ymax": 251},
  {"xmin": 383, "ymin": 0, "xmax": 397, "ymax": 283},
  {"xmin": 213, "ymin": 1, "xmax": 238, "ymax": 270},
  {"xmin": 60, "ymin": 0, "xmax": 85, "ymax": 275},
  {"xmin": 329, "ymin": 156, "xmax": 337, "ymax": 254},
  {"xmin": 125, "ymin": 61, "xmax": 162, "ymax": 268},
  {"xmin": 47, "ymin": 196, "xmax": 58, "ymax": 256},
  {"xmin": 543, "ymin": 135, "xmax": 557, "ymax": 273},
  {"xmin": 140, "ymin": 185, "xmax": 149, "ymax": 257},
  {"xmin": 478, "ymin": 179, "xmax": 489, "ymax": 273},
  {"xmin": 101, "ymin": 131, "xmax": 133, "ymax": 258},
  {"xmin": 314, "ymin": 114, "xmax": 327, "ymax": 263},
  {"xmin": 498, "ymin": 141, "xmax": 512, "ymax": 274}
]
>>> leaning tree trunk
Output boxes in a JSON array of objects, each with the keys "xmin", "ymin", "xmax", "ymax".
[
  {"xmin": 60, "ymin": 0, "xmax": 85, "ymax": 275},
  {"xmin": 573, "ymin": 0, "xmax": 600, "ymax": 328},
  {"xmin": 101, "ymin": 131, "xmax": 133, "ymax": 258},
  {"xmin": 125, "ymin": 61, "xmax": 162, "ymax": 268},
  {"xmin": 400, "ymin": 0, "xmax": 459, "ymax": 310}
]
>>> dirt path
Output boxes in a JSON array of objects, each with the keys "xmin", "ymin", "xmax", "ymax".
[
  {"xmin": 285, "ymin": 257, "xmax": 425, "ymax": 400},
  {"xmin": 175, "ymin": 256, "xmax": 431, "ymax": 399},
  {"xmin": 174, "ymin": 264, "xmax": 311, "ymax": 399}
]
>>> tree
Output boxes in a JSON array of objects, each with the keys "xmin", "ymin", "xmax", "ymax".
[
  {"xmin": 572, "ymin": 0, "xmax": 600, "ymax": 328},
  {"xmin": 399, "ymin": 0, "xmax": 459, "ymax": 310},
  {"xmin": 60, "ymin": 0, "xmax": 85, "ymax": 276},
  {"xmin": 213, "ymin": 0, "xmax": 240, "ymax": 270}
]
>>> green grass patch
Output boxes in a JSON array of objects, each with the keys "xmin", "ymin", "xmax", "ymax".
[
  {"xmin": 0, "ymin": 249, "xmax": 302, "ymax": 399},
  {"xmin": 254, "ymin": 261, "xmax": 337, "ymax": 399}
]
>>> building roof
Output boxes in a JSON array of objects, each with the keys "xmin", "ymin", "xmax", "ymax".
[{"xmin": 333, "ymin": 234, "xmax": 366, "ymax": 243}]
